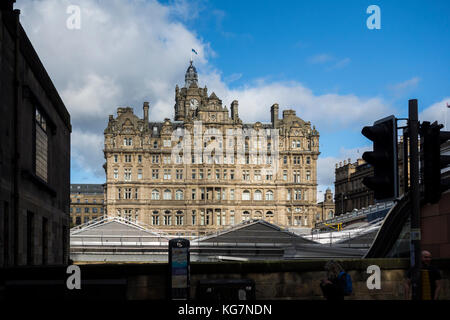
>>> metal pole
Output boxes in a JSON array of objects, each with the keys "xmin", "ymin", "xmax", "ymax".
[
  {"xmin": 403, "ymin": 128, "xmax": 409, "ymax": 194},
  {"xmin": 408, "ymin": 99, "xmax": 422, "ymax": 300}
]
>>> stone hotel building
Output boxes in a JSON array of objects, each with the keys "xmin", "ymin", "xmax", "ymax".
[{"xmin": 103, "ymin": 61, "xmax": 320, "ymax": 236}]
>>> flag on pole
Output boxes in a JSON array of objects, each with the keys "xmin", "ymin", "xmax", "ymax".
[{"xmin": 192, "ymin": 48, "xmax": 198, "ymax": 55}]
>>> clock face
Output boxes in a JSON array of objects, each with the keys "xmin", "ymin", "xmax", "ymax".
[{"xmin": 190, "ymin": 98, "xmax": 199, "ymax": 110}]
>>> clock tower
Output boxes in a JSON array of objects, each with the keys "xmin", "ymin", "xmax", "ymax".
[{"xmin": 174, "ymin": 61, "xmax": 208, "ymax": 122}]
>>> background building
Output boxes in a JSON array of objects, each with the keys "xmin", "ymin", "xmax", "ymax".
[
  {"xmin": 103, "ymin": 61, "xmax": 320, "ymax": 236},
  {"xmin": 70, "ymin": 184, "xmax": 105, "ymax": 227},
  {"xmin": 316, "ymin": 188, "xmax": 335, "ymax": 221},
  {"xmin": 0, "ymin": 1, "xmax": 71, "ymax": 267},
  {"xmin": 334, "ymin": 139, "xmax": 409, "ymax": 216},
  {"xmin": 334, "ymin": 158, "xmax": 374, "ymax": 215}
]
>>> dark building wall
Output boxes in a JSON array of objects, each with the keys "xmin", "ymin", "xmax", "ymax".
[
  {"xmin": 421, "ymin": 191, "xmax": 450, "ymax": 258},
  {"xmin": 0, "ymin": 5, "xmax": 71, "ymax": 267}
]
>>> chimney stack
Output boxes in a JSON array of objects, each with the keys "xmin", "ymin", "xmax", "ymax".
[
  {"xmin": 231, "ymin": 100, "xmax": 239, "ymax": 121},
  {"xmin": 143, "ymin": 102, "xmax": 149, "ymax": 122},
  {"xmin": 271, "ymin": 103, "xmax": 279, "ymax": 128}
]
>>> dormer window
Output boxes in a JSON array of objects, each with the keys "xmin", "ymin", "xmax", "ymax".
[{"xmin": 124, "ymin": 137, "xmax": 132, "ymax": 146}]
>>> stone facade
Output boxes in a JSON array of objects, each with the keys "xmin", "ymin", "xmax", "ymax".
[
  {"xmin": 0, "ymin": 2, "xmax": 71, "ymax": 267},
  {"xmin": 335, "ymin": 158, "xmax": 374, "ymax": 215},
  {"xmin": 316, "ymin": 188, "xmax": 335, "ymax": 221},
  {"xmin": 70, "ymin": 184, "xmax": 105, "ymax": 227},
  {"xmin": 103, "ymin": 61, "xmax": 320, "ymax": 236},
  {"xmin": 335, "ymin": 140, "xmax": 408, "ymax": 216}
]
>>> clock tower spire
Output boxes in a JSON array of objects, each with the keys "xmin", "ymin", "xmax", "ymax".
[{"xmin": 185, "ymin": 60, "xmax": 198, "ymax": 88}]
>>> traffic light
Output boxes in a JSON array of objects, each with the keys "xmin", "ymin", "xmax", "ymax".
[
  {"xmin": 361, "ymin": 115, "xmax": 398, "ymax": 201},
  {"xmin": 420, "ymin": 121, "xmax": 450, "ymax": 204}
]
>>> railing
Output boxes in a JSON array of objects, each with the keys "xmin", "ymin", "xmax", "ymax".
[{"xmin": 314, "ymin": 201, "xmax": 394, "ymax": 230}]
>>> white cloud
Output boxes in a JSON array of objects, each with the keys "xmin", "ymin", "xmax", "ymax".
[
  {"xmin": 388, "ymin": 77, "xmax": 420, "ymax": 97},
  {"xmin": 308, "ymin": 53, "xmax": 334, "ymax": 64},
  {"xmin": 419, "ymin": 97, "xmax": 450, "ymax": 130},
  {"xmin": 17, "ymin": 0, "xmax": 392, "ymax": 181},
  {"xmin": 316, "ymin": 146, "xmax": 371, "ymax": 201}
]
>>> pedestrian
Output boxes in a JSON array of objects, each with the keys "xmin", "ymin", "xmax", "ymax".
[
  {"xmin": 404, "ymin": 250, "xmax": 442, "ymax": 300},
  {"xmin": 320, "ymin": 260, "xmax": 347, "ymax": 300}
]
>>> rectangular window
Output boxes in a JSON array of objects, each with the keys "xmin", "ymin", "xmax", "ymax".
[
  {"xmin": 306, "ymin": 170, "xmax": 311, "ymax": 181},
  {"xmin": 125, "ymin": 154, "xmax": 132, "ymax": 162},
  {"xmin": 138, "ymin": 155, "xmax": 142, "ymax": 163},
  {"xmin": 192, "ymin": 189, "xmax": 196, "ymax": 200},
  {"xmin": 152, "ymin": 169, "xmax": 159, "ymax": 180},
  {"xmin": 114, "ymin": 169, "xmax": 118, "ymax": 179},
  {"xmin": 230, "ymin": 170, "xmax": 235, "ymax": 180},
  {"xmin": 176, "ymin": 169, "xmax": 183, "ymax": 180},
  {"xmin": 230, "ymin": 189, "xmax": 235, "ymax": 200},
  {"xmin": 283, "ymin": 170, "xmax": 288, "ymax": 181},
  {"xmin": 124, "ymin": 138, "xmax": 133, "ymax": 146},
  {"xmin": 138, "ymin": 169, "xmax": 143, "ymax": 180},
  {"xmin": 124, "ymin": 168, "xmax": 132, "ymax": 181},
  {"xmin": 164, "ymin": 139, "xmax": 171, "ymax": 147},
  {"xmin": 254, "ymin": 170, "xmax": 261, "ymax": 181},
  {"xmin": 283, "ymin": 156, "xmax": 287, "ymax": 165},
  {"xmin": 114, "ymin": 154, "xmax": 118, "ymax": 163},
  {"xmin": 223, "ymin": 169, "xmax": 227, "ymax": 179},
  {"xmin": 125, "ymin": 188, "xmax": 132, "ymax": 199},
  {"xmin": 293, "ymin": 170, "xmax": 301, "ymax": 183},
  {"xmin": 35, "ymin": 109, "xmax": 48, "ymax": 182},
  {"xmin": 230, "ymin": 210, "xmax": 235, "ymax": 225},
  {"xmin": 152, "ymin": 155, "xmax": 159, "ymax": 163},
  {"xmin": 216, "ymin": 169, "xmax": 220, "ymax": 180},
  {"xmin": 192, "ymin": 169, "xmax": 196, "ymax": 179},
  {"xmin": 243, "ymin": 170, "xmax": 250, "ymax": 181},
  {"xmin": 199, "ymin": 169, "xmax": 204, "ymax": 179},
  {"xmin": 164, "ymin": 169, "xmax": 171, "ymax": 180},
  {"xmin": 191, "ymin": 210, "xmax": 196, "ymax": 225}
]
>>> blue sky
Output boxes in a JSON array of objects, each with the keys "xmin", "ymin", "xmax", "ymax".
[{"xmin": 17, "ymin": 0, "xmax": 450, "ymax": 198}]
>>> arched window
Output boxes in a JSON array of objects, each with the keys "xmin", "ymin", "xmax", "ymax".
[
  {"xmin": 328, "ymin": 210, "xmax": 334, "ymax": 219},
  {"xmin": 254, "ymin": 190, "xmax": 262, "ymax": 201},
  {"xmin": 175, "ymin": 190, "xmax": 183, "ymax": 200},
  {"xmin": 151, "ymin": 189, "xmax": 160, "ymax": 200},
  {"xmin": 242, "ymin": 190, "xmax": 250, "ymax": 201},
  {"xmin": 254, "ymin": 211, "xmax": 262, "ymax": 218},
  {"xmin": 242, "ymin": 211, "xmax": 250, "ymax": 221},
  {"xmin": 266, "ymin": 211, "xmax": 273, "ymax": 215},
  {"xmin": 163, "ymin": 189, "xmax": 172, "ymax": 200},
  {"xmin": 265, "ymin": 190, "xmax": 274, "ymax": 201}
]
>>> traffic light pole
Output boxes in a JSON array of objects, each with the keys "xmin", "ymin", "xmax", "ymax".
[{"xmin": 408, "ymin": 99, "xmax": 422, "ymax": 300}]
